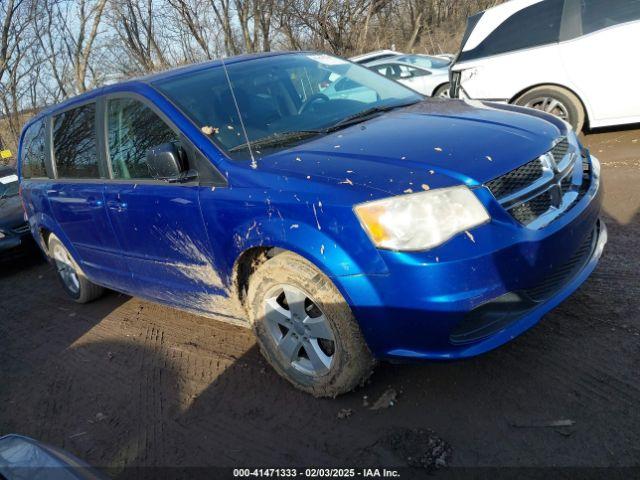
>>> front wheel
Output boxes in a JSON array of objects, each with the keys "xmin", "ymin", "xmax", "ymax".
[
  {"xmin": 514, "ymin": 86, "xmax": 585, "ymax": 132},
  {"xmin": 48, "ymin": 234, "xmax": 104, "ymax": 303},
  {"xmin": 246, "ymin": 251, "xmax": 374, "ymax": 397}
]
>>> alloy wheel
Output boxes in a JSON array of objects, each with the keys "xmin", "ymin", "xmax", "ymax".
[
  {"xmin": 523, "ymin": 96, "xmax": 570, "ymax": 121},
  {"xmin": 52, "ymin": 244, "xmax": 80, "ymax": 294},
  {"xmin": 437, "ymin": 86, "xmax": 451, "ymax": 98},
  {"xmin": 263, "ymin": 285, "xmax": 336, "ymax": 377}
]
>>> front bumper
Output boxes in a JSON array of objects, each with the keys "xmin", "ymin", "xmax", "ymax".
[{"xmin": 337, "ymin": 156, "xmax": 605, "ymax": 360}]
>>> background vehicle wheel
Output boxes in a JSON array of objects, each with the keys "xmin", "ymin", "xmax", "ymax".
[
  {"xmin": 514, "ymin": 85, "xmax": 585, "ymax": 132},
  {"xmin": 433, "ymin": 83, "xmax": 451, "ymax": 98},
  {"xmin": 48, "ymin": 234, "xmax": 104, "ymax": 303},
  {"xmin": 246, "ymin": 251, "xmax": 374, "ymax": 397}
]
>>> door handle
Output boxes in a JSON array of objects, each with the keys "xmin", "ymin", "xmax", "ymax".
[
  {"xmin": 107, "ymin": 200, "xmax": 128, "ymax": 212},
  {"xmin": 86, "ymin": 198, "xmax": 104, "ymax": 207}
]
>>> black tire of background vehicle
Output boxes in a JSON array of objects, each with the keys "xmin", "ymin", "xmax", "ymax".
[
  {"xmin": 48, "ymin": 233, "xmax": 104, "ymax": 303},
  {"xmin": 514, "ymin": 85, "xmax": 586, "ymax": 132},
  {"xmin": 433, "ymin": 83, "xmax": 451, "ymax": 98},
  {"xmin": 246, "ymin": 251, "xmax": 375, "ymax": 397}
]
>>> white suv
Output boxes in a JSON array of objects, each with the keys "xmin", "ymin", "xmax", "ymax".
[{"xmin": 450, "ymin": 0, "xmax": 640, "ymax": 131}]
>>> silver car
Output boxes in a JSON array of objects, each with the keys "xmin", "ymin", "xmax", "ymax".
[{"xmin": 366, "ymin": 59, "xmax": 451, "ymax": 97}]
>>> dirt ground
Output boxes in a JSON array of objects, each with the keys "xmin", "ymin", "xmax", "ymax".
[{"xmin": 1, "ymin": 127, "xmax": 639, "ymax": 478}]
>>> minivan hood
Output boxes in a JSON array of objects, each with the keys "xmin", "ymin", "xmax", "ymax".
[{"xmin": 256, "ymin": 98, "xmax": 565, "ymax": 195}]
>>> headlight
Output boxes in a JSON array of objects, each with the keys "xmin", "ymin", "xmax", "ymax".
[
  {"xmin": 354, "ymin": 186, "xmax": 490, "ymax": 251},
  {"xmin": 0, "ymin": 230, "xmax": 5, "ymax": 239}
]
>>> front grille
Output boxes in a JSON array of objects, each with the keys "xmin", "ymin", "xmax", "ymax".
[
  {"xmin": 581, "ymin": 154, "xmax": 591, "ymax": 185},
  {"xmin": 485, "ymin": 136, "xmax": 591, "ymax": 228},
  {"xmin": 510, "ymin": 190, "xmax": 553, "ymax": 224},
  {"xmin": 551, "ymin": 137, "xmax": 569, "ymax": 160},
  {"xmin": 485, "ymin": 158, "xmax": 543, "ymax": 199},
  {"xmin": 523, "ymin": 227, "xmax": 596, "ymax": 302}
]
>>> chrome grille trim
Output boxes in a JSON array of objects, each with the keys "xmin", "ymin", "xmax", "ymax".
[{"xmin": 485, "ymin": 136, "xmax": 588, "ymax": 229}]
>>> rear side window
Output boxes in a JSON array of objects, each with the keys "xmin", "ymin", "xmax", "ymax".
[
  {"xmin": 107, "ymin": 98, "xmax": 179, "ymax": 179},
  {"xmin": 373, "ymin": 64, "xmax": 397, "ymax": 78},
  {"xmin": 53, "ymin": 103, "xmax": 99, "ymax": 178},
  {"xmin": 20, "ymin": 120, "xmax": 47, "ymax": 178},
  {"xmin": 581, "ymin": 0, "xmax": 640, "ymax": 35},
  {"xmin": 459, "ymin": 0, "xmax": 564, "ymax": 61}
]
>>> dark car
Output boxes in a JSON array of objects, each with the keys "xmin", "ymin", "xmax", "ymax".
[{"xmin": 0, "ymin": 167, "xmax": 33, "ymax": 256}]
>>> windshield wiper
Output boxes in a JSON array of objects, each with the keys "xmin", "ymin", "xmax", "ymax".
[
  {"xmin": 228, "ymin": 101, "xmax": 421, "ymax": 154},
  {"xmin": 229, "ymin": 130, "xmax": 324, "ymax": 153},
  {"xmin": 324, "ymin": 101, "xmax": 420, "ymax": 133}
]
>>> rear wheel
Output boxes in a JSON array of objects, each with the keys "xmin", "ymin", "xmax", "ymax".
[
  {"xmin": 48, "ymin": 234, "xmax": 104, "ymax": 303},
  {"xmin": 514, "ymin": 85, "xmax": 585, "ymax": 132},
  {"xmin": 246, "ymin": 251, "xmax": 374, "ymax": 397}
]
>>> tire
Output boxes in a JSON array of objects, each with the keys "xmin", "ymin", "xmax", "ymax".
[
  {"xmin": 48, "ymin": 234, "xmax": 104, "ymax": 303},
  {"xmin": 433, "ymin": 83, "xmax": 451, "ymax": 98},
  {"xmin": 514, "ymin": 85, "xmax": 585, "ymax": 132},
  {"xmin": 246, "ymin": 251, "xmax": 374, "ymax": 397}
]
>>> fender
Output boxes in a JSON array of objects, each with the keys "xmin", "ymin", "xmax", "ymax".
[
  {"xmin": 229, "ymin": 216, "xmax": 389, "ymax": 281},
  {"xmin": 29, "ymin": 211, "xmax": 88, "ymax": 275},
  {"xmin": 228, "ymin": 216, "xmax": 389, "ymax": 333}
]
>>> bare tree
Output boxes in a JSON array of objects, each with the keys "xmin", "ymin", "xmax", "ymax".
[
  {"xmin": 37, "ymin": 0, "xmax": 108, "ymax": 94},
  {"xmin": 166, "ymin": 0, "xmax": 216, "ymax": 59},
  {"xmin": 109, "ymin": 0, "xmax": 170, "ymax": 73},
  {"xmin": 0, "ymin": 0, "xmax": 39, "ymax": 154},
  {"xmin": 256, "ymin": 0, "xmax": 275, "ymax": 52},
  {"xmin": 2, "ymin": 0, "xmax": 509, "ymax": 156},
  {"xmin": 210, "ymin": 0, "xmax": 238, "ymax": 55}
]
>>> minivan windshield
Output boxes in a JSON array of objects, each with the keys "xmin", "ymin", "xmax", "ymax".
[{"xmin": 154, "ymin": 53, "xmax": 422, "ymax": 159}]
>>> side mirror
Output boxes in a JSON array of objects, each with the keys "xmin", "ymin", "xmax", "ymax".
[{"xmin": 146, "ymin": 142, "xmax": 187, "ymax": 180}]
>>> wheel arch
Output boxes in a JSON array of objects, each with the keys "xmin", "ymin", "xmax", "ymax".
[
  {"xmin": 432, "ymin": 82, "xmax": 450, "ymax": 97},
  {"xmin": 29, "ymin": 212, "xmax": 77, "ymax": 259},
  {"xmin": 231, "ymin": 246, "xmax": 276, "ymax": 306},
  {"xmin": 228, "ymin": 218, "xmax": 387, "ymax": 307},
  {"xmin": 509, "ymin": 82, "xmax": 590, "ymax": 128}
]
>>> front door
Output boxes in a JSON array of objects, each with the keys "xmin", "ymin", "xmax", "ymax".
[{"xmin": 102, "ymin": 96, "xmax": 223, "ymax": 312}]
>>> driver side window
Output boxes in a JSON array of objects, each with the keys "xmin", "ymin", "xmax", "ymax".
[{"xmin": 107, "ymin": 98, "xmax": 179, "ymax": 180}]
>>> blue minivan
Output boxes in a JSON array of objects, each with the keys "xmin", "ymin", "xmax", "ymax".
[{"xmin": 18, "ymin": 52, "xmax": 605, "ymax": 396}]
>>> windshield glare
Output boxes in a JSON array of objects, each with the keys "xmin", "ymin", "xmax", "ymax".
[{"xmin": 154, "ymin": 53, "xmax": 422, "ymax": 159}]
